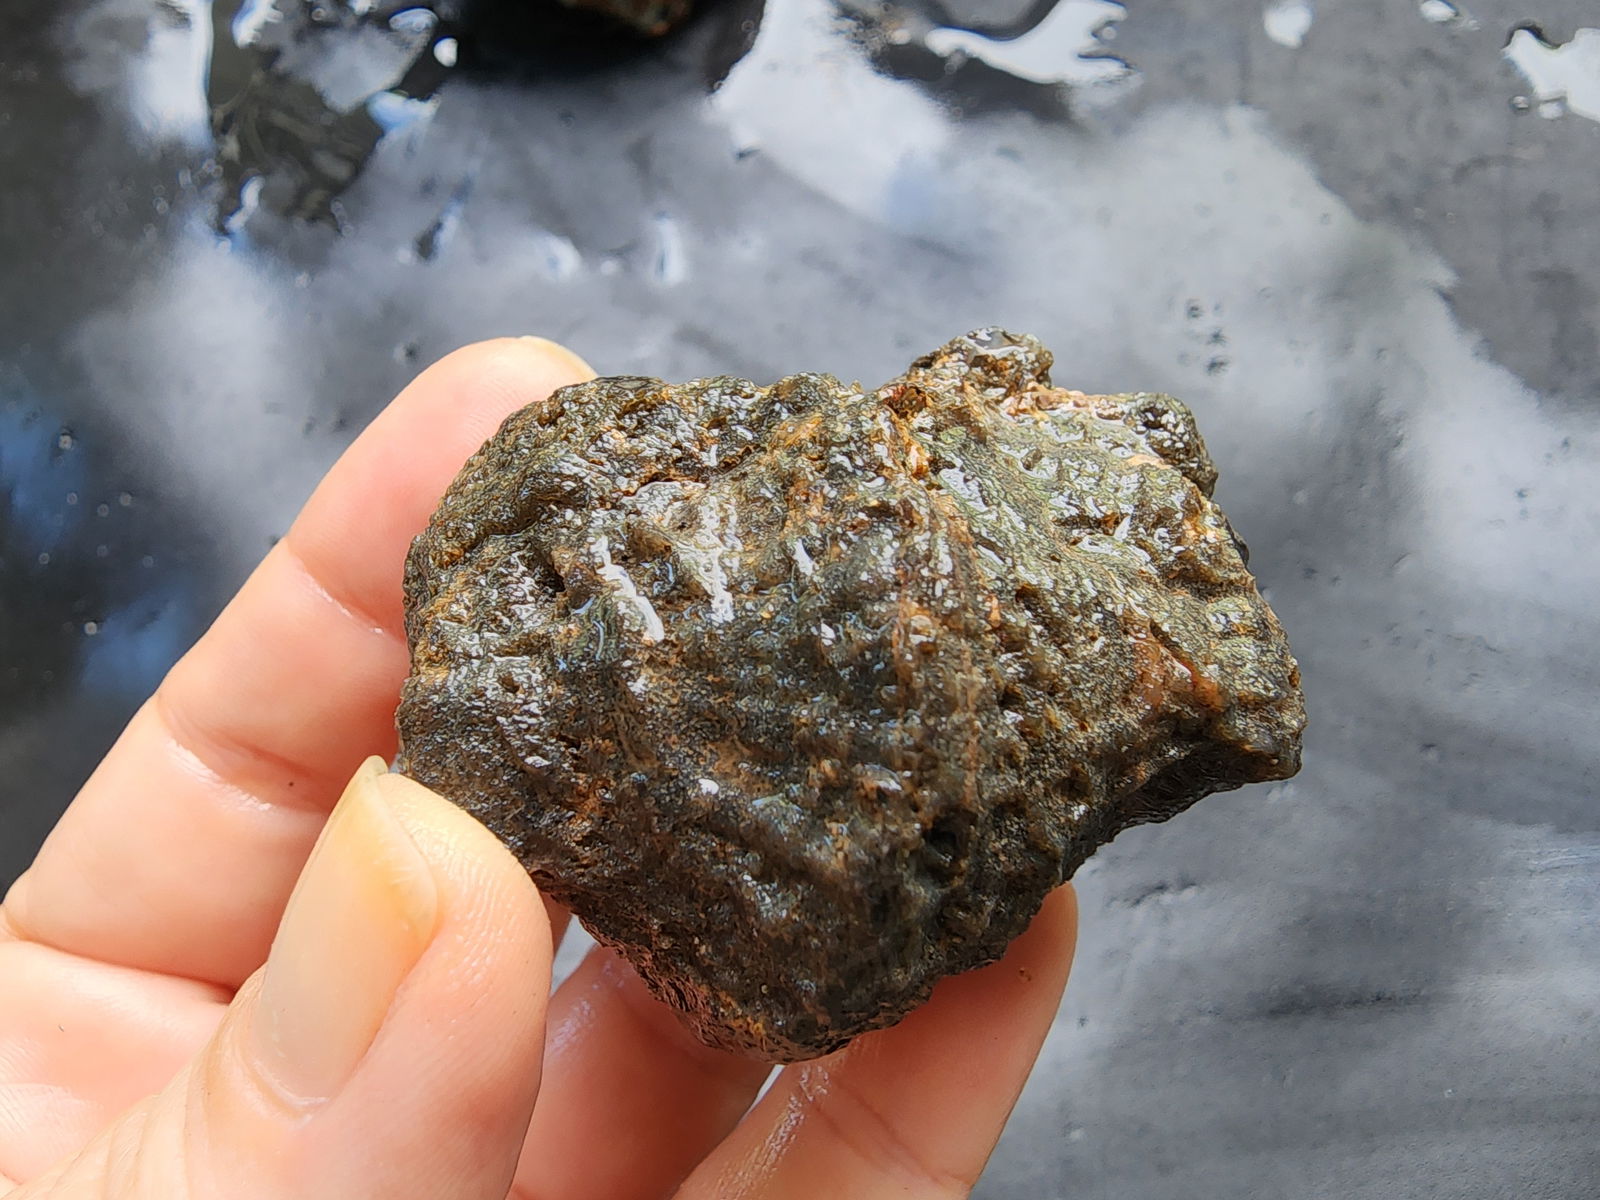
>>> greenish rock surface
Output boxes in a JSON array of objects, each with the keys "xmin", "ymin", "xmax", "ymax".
[{"xmin": 398, "ymin": 330, "xmax": 1305, "ymax": 1061}]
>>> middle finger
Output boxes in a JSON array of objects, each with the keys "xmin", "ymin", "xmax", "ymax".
[{"xmin": 512, "ymin": 946, "xmax": 770, "ymax": 1200}]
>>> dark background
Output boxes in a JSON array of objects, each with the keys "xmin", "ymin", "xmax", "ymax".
[{"xmin": 3, "ymin": 1, "xmax": 1598, "ymax": 1196}]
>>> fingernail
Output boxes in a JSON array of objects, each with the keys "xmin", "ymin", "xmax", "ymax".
[
  {"xmin": 254, "ymin": 757, "xmax": 438, "ymax": 1102},
  {"xmin": 519, "ymin": 335, "xmax": 598, "ymax": 380}
]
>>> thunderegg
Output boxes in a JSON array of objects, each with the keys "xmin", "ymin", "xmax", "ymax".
[{"xmin": 397, "ymin": 329, "xmax": 1305, "ymax": 1062}]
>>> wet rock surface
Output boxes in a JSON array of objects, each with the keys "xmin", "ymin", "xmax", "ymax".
[{"xmin": 398, "ymin": 330, "xmax": 1304, "ymax": 1059}]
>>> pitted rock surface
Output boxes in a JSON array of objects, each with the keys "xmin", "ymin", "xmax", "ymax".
[{"xmin": 397, "ymin": 330, "xmax": 1305, "ymax": 1060}]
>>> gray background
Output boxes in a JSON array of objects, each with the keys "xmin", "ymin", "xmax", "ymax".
[{"xmin": 2, "ymin": 0, "xmax": 1597, "ymax": 1196}]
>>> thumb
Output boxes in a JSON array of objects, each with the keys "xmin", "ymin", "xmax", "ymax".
[{"xmin": 20, "ymin": 759, "xmax": 552, "ymax": 1200}]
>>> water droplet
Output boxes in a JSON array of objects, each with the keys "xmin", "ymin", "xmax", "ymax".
[
  {"xmin": 66, "ymin": 491, "xmax": 79, "ymax": 505},
  {"xmin": 652, "ymin": 212, "xmax": 689, "ymax": 286},
  {"xmin": 36, "ymin": 552, "xmax": 50, "ymax": 566},
  {"xmin": 1418, "ymin": 0, "xmax": 1456, "ymax": 23},
  {"xmin": 536, "ymin": 232, "xmax": 582, "ymax": 281},
  {"xmin": 368, "ymin": 89, "xmax": 438, "ymax": 136},
  {"xmin": 83, "ymin": 621, "xmax": 100, "ymax": 636},
  {"xmin": 56, "ymin": 429, "xmax": 75, "ymax": 451},
  {"xmin": 413, "ymin": 182, "xmax": 470, "ymax": 262},
  {"xmin": 232, "ymin": 0, "xmax": 280, "ymax": 46},
  {"xmin": 223, "ymin": 175, "xmax": 264, "ymax": 237},
  {"xmin": 1263, "ymin": 0, "xmax": 1314, "ymax": 49},
  {"xmin": 389, "ymin": 7, "xmax": 437, "ymax": 35},
  {"xmin": 118, "ymin": 492, "xmax": 133, "ymax": 507},
  {"xmin": 95, "ymin": 544, "xmax": 109, "ymax": 558},
  {"xmin": 141, "ymin": 555, "xmax": 156, "ymax": 569},
  {"xmin": 96, "ymin": 503, "xmax": 110, "ymax": 518},
  {"xmin": 433, "ymin": 36, "xmax": 458, "ymax": 67}
]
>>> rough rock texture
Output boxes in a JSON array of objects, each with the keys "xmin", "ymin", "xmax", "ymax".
[{"xmin": 397, "ymin": 330, "xmax": 1305, "ymax": 1061}]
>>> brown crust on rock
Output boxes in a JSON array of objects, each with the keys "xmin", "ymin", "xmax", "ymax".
[{"xmin": 397, "ymin": 329, "xmax": 1305, "ymax": 1061}]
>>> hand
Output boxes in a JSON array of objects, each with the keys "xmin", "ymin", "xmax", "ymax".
[{"xmin": 0, "ymin": 338, "xmax": 1076, "ymax": 1200}]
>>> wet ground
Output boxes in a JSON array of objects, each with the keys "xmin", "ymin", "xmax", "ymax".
[{"xmin": 2, "ymin": 1, "xmax": 1598, "ymax": 1195}]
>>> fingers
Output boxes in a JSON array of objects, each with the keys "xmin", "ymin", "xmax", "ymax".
[
  {"xmin": 4, "ymin": 337, "xmax": 594, "ymax": 986},
  {"xmin": 677, "ymin": 886, "xmax": 1077, "ymax": 1200},
  {"xmin": 0, "ymin": 944, "xmax": 224, "ymax": 1183},
  {"xmin": 8, "ymin": 762, "xmax": 552, "ymax": 1200},
  {"xmin": 511, "ymin": 948, "xmax": 771, "ymax": 1200}
]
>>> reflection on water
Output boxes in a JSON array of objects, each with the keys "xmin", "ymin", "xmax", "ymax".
[
  {"xmin": 207, "ymin": 0, "xmax": 450, "ymax": 227},
  {"xmin": 1504, "ymin": 25, "xmax": 1600, "ymax": 125},
  {"xmin": 922, "ymin": 0, "xmax": 1129, "ymax": 87},
  {"xmin": 843, "ymin": 0, "xmax": 1134, "ymax": 116},
  {"xmin": 1261, "ymin": 0, "xmax": 1313, "ymax": 50},
  {"xmin": 0, "ymin": 380, "xmax": 199, "ymax": 720},
  {"xmin": 409, "ymin": 177, "xmax": 471, "ymax": 261},
  {"xmin": 651, "ymin": 211, "xmax": 689, "ymax": 285},
  {"xmin": 1417, "ymin": 0, "xmax": 1475, "ymax": 29},
  {"xmin": 199, "ymin": 0, "xmax": 770, "ymax": 231}
]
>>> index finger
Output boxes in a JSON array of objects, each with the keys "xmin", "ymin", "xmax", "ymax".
[{"xmin": 3, "ymin": 337, "xmax": 593, "ymax": 986}]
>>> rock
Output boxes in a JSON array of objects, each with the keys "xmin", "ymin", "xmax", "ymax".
[{"xmin": 397, "ymin": 329, "xmax": 1305, "ymax": 1060}]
